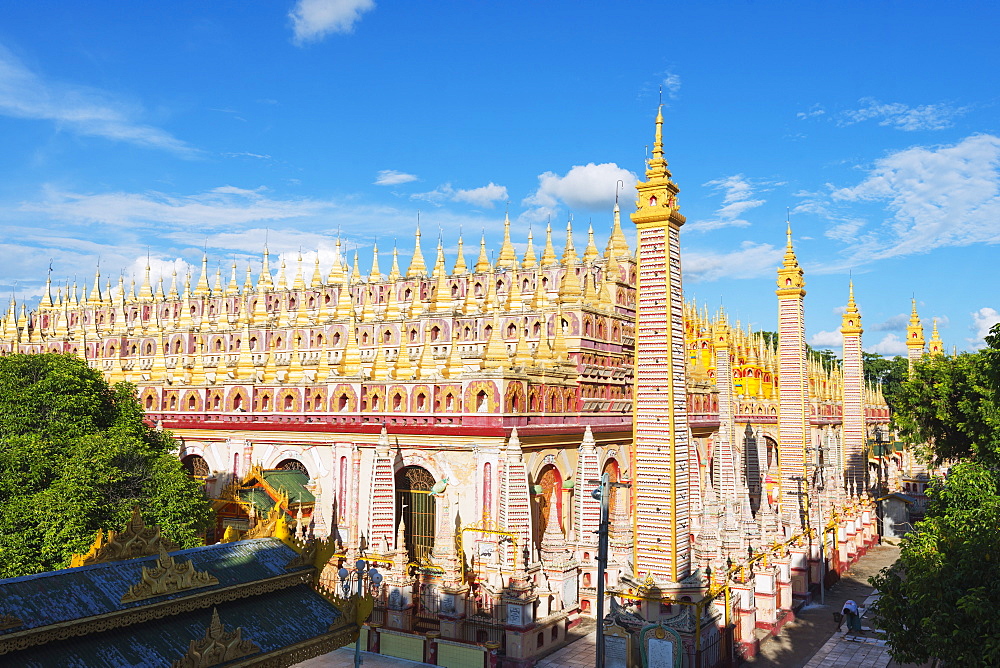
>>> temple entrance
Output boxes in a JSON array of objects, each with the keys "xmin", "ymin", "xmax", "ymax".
[
  {"xmin": 395, "ymin": 466, "xmax": 436, "ymax": 564},
  {"xmin": 181, "ymin": 454, "xmax": 209, "ymax": 479},
  {"xmin": 532, "ymin": 464, "xmax": 562, "ymax": 549}
]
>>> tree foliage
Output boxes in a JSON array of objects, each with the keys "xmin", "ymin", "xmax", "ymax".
[
  {"xmin": 869, "ymin": 324, "xmax": 1000, "ymax": 665},
  {"xmin": 0, "ymin": 354, "xmax": 212, "ymax": 578},
  {"xmin": 862, "ymin": 352, "xmax": 908, "ymax": 413}
]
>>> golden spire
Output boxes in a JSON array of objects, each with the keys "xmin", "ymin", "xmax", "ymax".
[
  {"xmin": 561, "ymin": 219, "xmax": 579, "ymax": 266},
  {"xmin": 841, "ymin": 281, "xmax": 862, "ymax": 334},
  {"xmin": 646, "ymin": 104, "xmax": 669, "ymax": 180},
  {"xmin": 258, "ymin": 246, "xmax": 273, "ymax": 290},
  {"xmin": 540, "ymin": 223, "xmax": 558, "ymax": 268},
  {"xmin": 276, "ymin": 258, "xmax": 288, "ymax": 290},
  {"xmin": 407, "ymin": 226, "xmax": 427, "ymax": 277},
  {"xmin": 453, "ymin": 235, "xmax": 468, "ymax": 275},
  {"xmin": 445, "ymin": 332, "xmax": 465, "ymax": 378},
  {"xmin": 495, "ymin": 212, "xmax": 518, "ymax": 270},
  {"xmin": 41, "ymin": 272, "xmax": 53, "ymax": 309},
  {"xmin": 534, "ymin": 324, "xmax": 553, "ymax": 368},
  {"xmin": 432, "ymin": 238, "xmax": 447, "ymax": 279},
  {"xmin": 605, "ymin": 201, "xmax": 630, "ymax": 260},
  {"xmin": 360, "ymin": 285, "xmax": 375, "ymax": 322},
  {"xmin": 474, "ymin": 233, "xmax": 491, "ymax": 273},
  {"xmin": 139, "ymin": 259, "xmax": 154, "ymax": 301},
  {"xmin": 370, "ymin": 333, "xmax": 389, "ymax": 380},
  {"xmin": 195, "ymin": 254, "xmax": 210, "ymax": 297},
  {"xmin": 417, "ymin": 324, "xmax": 438, "ymax": 379},
  {"xmin": 521, "ymin": 227, "xmax": 538, "ymax": 270},
  {"xmin": 88, "ymin": 267, "xmax": 102, "ymax": 305},
  {"xmin": 505, "ymin": 274, "xmax": 523, "ymax": 312},
  {"xmin": 311, "ymin": 253, "xmax": 323, "ymax": 288},
  {"xmin": 383, "ymin": 281, "xmax": 401, "ymax": 320},
  {"xmin": 168, "ymin": 269, "xmax": 179, "ymax": 300},
  {"xmin": 482, "ymin": 316, "xmax": 508, "ymax": 370},
  {"xmin": 350, "ymin": 252, "xmax": 363, "ymax": 285},
  {"xmin": 929, "ymin": 318, "xmax": 944, "ymax": 356},
  {"xmin": 512, "ymin": 325, "xmax": 533, "ymax": 368},
  {"xmin": 293, "ymin": 252, "xmax": 306, "ymax": 291},
  {"xmin": 235, "ymin": 324, "xmax": 254, "ymax": 379},
  {"xmin": 225, "ymin": 261, "xmax": 238, "ymax": 296},
  {"xmin": 339, "ymin": 320, "xmax": 362, "ymax": 375},
  {"xmin": 531, "ymin": 270, "xmax": 547, "ymax": 309},
  {"xmin": 213, "ymin": 265, "xmax": 223, "ymax": 296},
  {"xmin": 551, "ymin": 310, "xmax": 570, "ymax": 362},
  {"xmin": 394, "ymin": 326, "xmax": 413, "ymax": 380},
  {"xmin": 388, "ymin": 245, "xmax": 401, "ymax": 282},
  {"xmin": 328, "ymin": 238, "xmax": 346, "ymax": 284},
  {"xmin": 775, "ymin": 223, "xmax": 805, "ymax": 294},
  {"xmin": 583, "ymin": 225, "xmax": 599, "ymax": 264},
  {"xmin": 155, "ymin": 276, "xmax": 165, "ymax": 301},
  {"xmin": 242, "ymin": 264, "xmax": 253, "ymax": 294},
  {"xmin": 368, "ymin": 244, "xmax": 382, "ymax": 282}
]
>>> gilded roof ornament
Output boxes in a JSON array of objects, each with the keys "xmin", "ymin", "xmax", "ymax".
[
  {"xmin": 171, "ymin": 608, "xmax": 261, "ymax": 668},
  {"xmin": 120, "ymin": 543, "xmax": 220, "ymax": 604},
  {"xmin": 70, "ymin": 507, "xmax": 180, "ymax": 568},
  {"xmin": 521, "ymin": 227, "xmax": 538, "ymax": 269},
  {"xmin": 495, "ymin": 212, "xmax": 518, "ymax": 270},
  {"xmin": 474, "ymin": 234, "xmax": 492, "ymax": 273},
  {"xmin": 407, "ymin": 226, "xmax": 427, "ymax": 277},
  {"xmin": 540, "ymin": 223, "xmax": 557, "ymax": 268},
  {"xmin": 368, "ymin": 244, "xmax": 382, "ymax": 282},
  {"xmin": 453, "ymin": 235, "xmax": 468, "ymax": 275}
]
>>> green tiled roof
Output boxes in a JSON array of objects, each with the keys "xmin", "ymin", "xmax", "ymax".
[
  {"xmin": 239, "ymin": 487, "xmax": 277, "ymax": 514},
  {"xmin": 10, "ymin": 584, "xmax": 345, "ymax": 667},
  {"xmin": 262, "ymin": 469, "xmax": 315, "ymax": 503}
]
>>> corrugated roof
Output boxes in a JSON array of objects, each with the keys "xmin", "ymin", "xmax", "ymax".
[
  {"xmin": 0, "ymin": 538, "xmax": 307, "ymax": 636},
  {"xmin": 10, "ymin": 584, "xmax": 345, "ymax": 667},
  {"xmin": 262, "ymin": 469, "xmax": 315, "ymax": 503},
  {"xmin": 238, "ymin": 487, "xmax": 277, "ymax": 514}
]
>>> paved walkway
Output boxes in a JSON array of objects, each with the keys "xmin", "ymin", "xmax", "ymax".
[{"xmin": 294, "ymin": 647, "xmax": 433, "ymax": 667}]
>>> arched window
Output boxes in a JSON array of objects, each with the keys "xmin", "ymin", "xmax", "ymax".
[
  {"xmin": 168, "ymin": 395, "xmax": 177, "ymax": 410},
  {"xmin": 430, "ymin": 326, "xmax": 441, "ymax": 342},
  {"xmin": 277, "ymin": 458, "xmax": 309, "ymax": 477},
  {"xmin": 283, "ymin": 394, "xmax": 294, "ymax": 411},
  {"xmin": 392, "ymin": 392, "xmax": 403, "ymax": 411},
  {"xmin": 187, "ymin": 395, "xmax": 197, "ymax": 410},
  {"xmin": 383, "ymin": 329, "xmax": 392, "ymax": 344},
  {"xmin": 212, "ymin": 394, "xmax": 221, "ymax": 410},
  {"xmin": 415, "ymin": 392, "xmax": 427, "ymax": 411},
  {"xmin": 261, "ymin": 394, "xmax": 271, "ymax": 411},
  {"xmin": 476, "ymin": 390, "xmax": 488, "ymax": 412},
  {"xmin": 338, "ymin": 394, "xmax": 349, "ymax": 412},
  {"xmin": 233, "ymin": 393, "xmax": 244, "ymax": 411},
  {"xmin": 145, "ymin": 394, "xmax": 154, "ymax": 410},
  {"xmin": 533, "ymin": 464, "xmax": 563, "ymax": 548}
]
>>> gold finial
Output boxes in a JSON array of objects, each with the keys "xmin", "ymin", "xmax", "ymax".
[
  {"xmin": 350, "ymin": 251, "xmax": 363, "ymax": 284},
  {"xmin": 583, "ymin": 224, "xmax": 599, "ymax": 264},
  {"xmin": 311, "ymin": 253, "xmax": 323, "ymax": 288},
  {"xmin": 432, "ymin": 238, "xmax": 447, "ymax": 278},
  {"xmin": 605, "ymin": 199, "xmax": 630, "ymax": 260},
  {"xmin": 195, "ymin": 254, "xmax": 210, "ymax": 297},
  {"xmin": 293, "ymin": 252, "xmax": 306, "ymax": 290},
  {"xmin": 369, "ymin": 243, "xmax": 382, "ymax": 282},
  {"xmin": 496, "ymin": 212, "xmax": 518, "ymax": 270},
  {"xmin": 776, "ymin": 222, "xmax": 805, "ymax": 293},
  {"xmin": 561, "ymin": 219, "xmax": 579, "ymax": 266},
  {"xmin": 386, "ymin": 243, "xmax": 400, "ymax": 282},
  {"xmin": 474, "ymin": 233, "xmax": 491, "ymax": 273},
  {"xmin": 328, "ymin": 238, "xmax": 345, "ymax": 284},
  {"xmin": 257, "ymin": 246, "xmax": 273, "ymax": 290},
  {"xmin": 276, "ymin": 257, "xmax": 288, "ymax": 290},
  {"xmin": 521, "ymin": 227, "xmax": 538, "ymax": 269},
  {"xmin": 407, "ymin": 225, "xmax": 427, "ymax": 277},
  {"xmin": 139, "ymin": 258, "xmax": 154, "ymax": 301},
  {"xmin": 540, "ymin": 222, "xmax": 557, "ymax": 268},
  {"xmin": 453, "ymin": 235, "xmax": 468, "ymax": 274}
]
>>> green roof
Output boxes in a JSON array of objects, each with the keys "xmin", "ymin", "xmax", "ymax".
[
  {"xmin": 238, "ymin": 487, "xmax": 277, "ymax": 514},
  {"xmin": 262, "ymin": 469, "xmax": 315, "ymax": 504}
]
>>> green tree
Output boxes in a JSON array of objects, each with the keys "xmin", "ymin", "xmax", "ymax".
[
  {"xmin": 869, "ymin": 323, "xmax": 1000, "ymax": 665},
  {"xmin": 862, "ymin": 352, "xmax": 908, "ymax": 413},
  {"xmin": 0, "ymin": 353, "xmax": 212, "ymax": 578}
]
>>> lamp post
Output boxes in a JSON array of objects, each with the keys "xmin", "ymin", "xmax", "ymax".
[
  {"xmin": 338, "ymin": 559, "xmax": 384, "ymax": 668},
  {"xmin": 588, "ymin": 472, "xmax": 631, "ymax": 668},
  {"xmin": 873, "ymin": 425, "xmax": 885, "ymax": 538}
]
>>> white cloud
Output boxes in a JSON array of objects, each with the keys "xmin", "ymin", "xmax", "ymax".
[
  {"xmin": 23, "ymin": 185, "xmax": 330, "ymax": 229},
  {"xmin": 827, "ymin": 134, "xmax": 1000, "ymax": 263},
  {"xmin": 796, "ymin": 105, "xmax": 826, "ymax": 119},
  {"xmin": 0, "ymin": 44, "xmax": 197, "ymax": 156},
  {"xmin": 689, "ymin": 174, "xmax": 765, "ymax": 232},
  {"xmin": 662, "ymin": 72, "xmax": 681, "ymax": 99},
  {"xmin": 809, "ymin": 330, "xmax": 842, "ymax": 348},
  {"xmin": 375, "ymin": 170, "xmax": 418, "ymax": 186},
  {"xmin": 124, "ymin": 256, "xmax": 193, "ymax": 285},
  {"xmin": 522, "ymin": 162, "xmax": 636, "ymax": 221},
  {"xmin": 682, "ymin": 241, "xmax": 784, "ymax": 282},
  {"xmin": 289, "ymin": 0, "xmax": 375, "ymax": 44},
  {"xmin": 865, "ymin": 333, "xmax": 908, "ymax": 356},
  {"xmin": 968, "ymin": 307, "xmax": 1000, "ymax": 349},
  {"xmin": 412, "ymin": 182, "xmax": 508, "ymax": 208},
  {"xmin": 839, "ymin": 97, "xmax": 967, "ymax": 131},
  {"xmin": 870, "ymin": 314, "xmax": 909, "ymax": 332}
]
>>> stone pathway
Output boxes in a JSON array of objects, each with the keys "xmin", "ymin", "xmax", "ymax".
[
  {"xmin": 294, "ymin": 647, "xmax": 433, "ymax": 667},
  {"xmin": 533, "ymin": 626, "xmax": 596, "ymax": 668}
]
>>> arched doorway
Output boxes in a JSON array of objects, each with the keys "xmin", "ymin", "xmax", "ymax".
[
  {"xmin": 182, "ymin": 454, "xmax": 209, "ymax": 479},
  {"xmin": 396, "ymin": 466, "xmax": 436, "ymax": 563},
  {"xmin": 533, "ymin": 464, "xmax": 563, "ymax": 549}
]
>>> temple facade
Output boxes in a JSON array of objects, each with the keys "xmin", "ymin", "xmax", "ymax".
[{"xmin": 0, "ymin": 111, "xmax": 905, "ymax": 667}]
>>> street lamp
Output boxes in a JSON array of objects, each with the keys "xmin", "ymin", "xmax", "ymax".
[
  {"xmin": 588, "ymin": 472, "xmax": 631, "ymax": 668},
  {"xmin": 872, "ymin": 425, "xmax": 886, "ymax": 538},
  {"xmin": 338, "ymin": 559, "xmax": 384, "ymax": 668}
]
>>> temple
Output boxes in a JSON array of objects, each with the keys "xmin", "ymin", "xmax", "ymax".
[{"xmin": 0, "ymin": 110, "xmax": 922, "ymax": 667}]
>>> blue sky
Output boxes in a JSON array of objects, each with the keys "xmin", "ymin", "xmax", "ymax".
[{"xmin": 1, "ymin": 1, "xmax": 998, "ymax": 354}]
